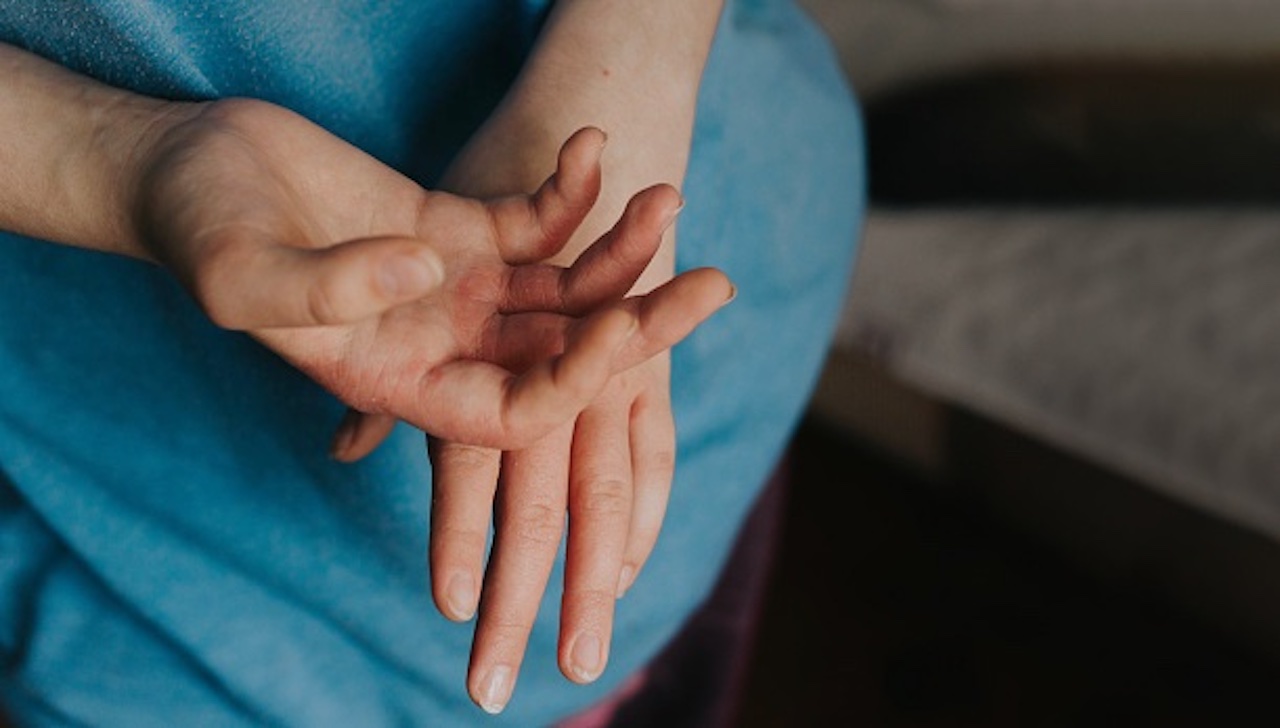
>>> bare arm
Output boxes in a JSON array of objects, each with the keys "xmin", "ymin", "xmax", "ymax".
[
  {"xmin": 447, "ymin": 0, "xmax": 725, "ymax": 282},
  {"xmin": 0, "ymin": 37, "xmax": 729, "ymax": 452},
  {"xmin": 0, "ymin": 42, "xmax": 171, "ymax": 258},
  {"xmin": 392, "ymin": 1, "xmax": 732, "ymax": 714},
  {"xmin": 1, "ymin": 22, "xmax": 735, "ymax": 717}
]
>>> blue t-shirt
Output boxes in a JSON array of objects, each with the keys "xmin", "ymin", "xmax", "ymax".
[{"xmin": 0, "ymin": 1, "xmax": 864, "ymax": 725}]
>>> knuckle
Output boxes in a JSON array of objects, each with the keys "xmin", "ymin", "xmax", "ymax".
[
  {"xmin": 503, "ymin": 500, "xmax": 565, "ymax": 550},
  {"xmin": 573, "ymin": 479, "xmax": 631, "ymax": 521},
  {"xmin": 431, "ymin": 523, "xmax": 490, "ymax": 556},
  {"xmin": 434, "ymin": 442, "xmax": 498, "ymax": 474},
  {"xmin": 480, "ymin": 615, "xmax": 537, "ymax": 646},
  {"xmin": 305, "ymin": 276, "xmax": 342, "ymax": 325},
  {"xmin": 642, "ymin": 448, "xmax": 677, "ymax": 480}
]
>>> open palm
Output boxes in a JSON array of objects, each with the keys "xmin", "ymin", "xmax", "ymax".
[{"xmin": 132, "ymin": 98, "xmax": 727, "ymax": 449}]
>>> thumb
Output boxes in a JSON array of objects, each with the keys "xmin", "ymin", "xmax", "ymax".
[{"xmin": 190, "ymin": 233, "xmax": 446, "ymax": 330}]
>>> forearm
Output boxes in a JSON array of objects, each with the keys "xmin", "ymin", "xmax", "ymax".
[
  {"xmin": 447, "ymin": 0, "xmax": 724, "ymax": 288},
  {"xmin": 0, "ymin": 42, "xmax": 174, "ymax": 259}
]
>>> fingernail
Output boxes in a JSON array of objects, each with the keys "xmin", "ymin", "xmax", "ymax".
[
  {"xmin": 570, "ymin": 633, "xmax": 604, "ymax": 682},
  {"xmin": 724, "ymin": 283, "xmax": 738, "ymax": 305},
  {"xmin": 445, "ymin": 573, "xmax": 477, "ymax": 621},
  {"xmin": 598, "ymin": 129, "xmax": 609, "ymax": 150},
  {"xmin": 661, "ymin": 196, "xmax": 687, "ymax": 233},
  {"xmin": 616, "ymin": 565, "xmax": 635, "ymax": 598},
  {"xmin": 479, "ymin": 665, "xmax": 515, "ymax": 714},
  {"xmin": 329, "ymin": 418, "xmax": 357, "ymax": 461},
  {"xmin": 379, "ymin": 251, "xmax": 444, "ymax": 298}
]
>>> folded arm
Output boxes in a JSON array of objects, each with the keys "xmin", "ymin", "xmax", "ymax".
[{"xmin": 0, "ymin": 39, "xmax": 728, "ymax": 450}]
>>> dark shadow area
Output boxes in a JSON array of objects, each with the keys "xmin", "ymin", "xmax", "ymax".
[
  {"xmin": 866, "ymin": 61, "xmax": 1280, "ymax": 205},
  {"xmin": 739, "ymin": 418, "xmax": 1280, "ymax": 727}
]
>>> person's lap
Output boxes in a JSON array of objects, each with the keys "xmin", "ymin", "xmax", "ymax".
[{"xmin": 0, "ymin": 1, "xmax": 862, "ymax": 724}]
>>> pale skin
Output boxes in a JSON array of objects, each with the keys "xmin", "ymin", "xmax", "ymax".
[
  {"xmin": 0, "ymin": 0, "xmax": 726, "ymax": 716},
  {"xmin": 333, "ymin": 0, "xmax": 728, "ymax": 713}
]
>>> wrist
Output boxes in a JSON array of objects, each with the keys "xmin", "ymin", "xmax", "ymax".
[
  {"xmin": 83, "ymin": 92, "xmax": 203, "ymax": 262},
  {"xmin": 0, "ymin": 42, "xmax": 199, "ymax": 261},
  {"xmin": 442, "ymin": 1, "xmax": 720, "ymax": 281}
]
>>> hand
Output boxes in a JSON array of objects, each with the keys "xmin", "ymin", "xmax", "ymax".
[
  {"xmin": 0, "ymin": 38, "xmax": 724, "ymax": 716},
  {"xmin": 327, "ymin": 147, "xmax": 719, "ymax": 713},
  {"xmin": 327, "ymin": 0, "xmax": 729, "ymax": 711},
  {"xmin": 131, "ymin": 98, "xmax": 728, "ymax": 449},
  {"xmin": 330, "ymin": 196, "xmax": 721, "ymax": 714},
  {"xmin": 333, "ymin": 135, "xmax": 720, "ymax": 715},
  {"xmin": 441, "ymin": 355, "xmax": 680, "ymax": 714},
  {"xmin": 339, "ymin": 338, "xmax": 693, "ymax": 716}
]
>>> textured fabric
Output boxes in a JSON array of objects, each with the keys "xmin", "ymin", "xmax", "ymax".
[
  {"xmin": 0, "ymin": 1, "xmax": 864, "ymax": 725},
  {"xmin": 837, "ymin": 209, "xmax": 1280, "ymax": 547}
]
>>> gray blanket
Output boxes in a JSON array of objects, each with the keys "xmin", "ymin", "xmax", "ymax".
[{"xmin": 836, "ymin": 208, "xmax": 1280, "ymax": 541}]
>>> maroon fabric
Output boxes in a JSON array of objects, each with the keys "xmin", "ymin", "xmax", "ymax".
[{"xmin": 558, "ymin": 457, "xmax": 790, "ymax": 728}]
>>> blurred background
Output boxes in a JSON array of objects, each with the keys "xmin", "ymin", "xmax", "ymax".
[{"xmin": 739, "ymin": 1, "xmax": 1280, "ymax": 726}]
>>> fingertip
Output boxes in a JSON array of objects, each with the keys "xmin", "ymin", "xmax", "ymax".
[
  {"xmin": 616, "ymin": 564, "xmax": 636, "ymax": 598},
  {"xmin": 473, "ymin": 664, "xmax": 516, "ymax": 715},
  {"xmin": 697, "ymin": 267, "xmax": 736, "ymax": 306},
  {"xmin": 329, "ymin": 411, "xmax": 398, "ymax": 462},
  {"xmin": 565, "ymin": 632, "xmax": 606, "ymax": 684},
  {"xmin": 509, "ymin": 129, "xmax": 604, "ymax": 261},
  {"xmin": 570, "ymin": 126, "xmax": 608, "ymax": 153},
  {"xmin": 441, "ymin": 571, "xmax": 478, "ymax": 622},
  {"xmin": 652, "ymin": 182, "xmax": 683, "ymax": 209},
  {"xmin": 620, "ymin": 184, "xmax": 683, "ymax": 237},
  {"xmin": 666, "ymin": 267, "xmax": 735, "ymax": 315},
  {"xmin": 665, "ymin": 194, "xmax": 686, "ymax": 231},
  {"xmin": 329, "ymin": 410, "xmax": 361, "ymax": 462},
  {"xmin": 560, "ymin": 127, "xmax": 607, "ymax": 173}
]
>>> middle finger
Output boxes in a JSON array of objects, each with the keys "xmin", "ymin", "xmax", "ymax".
[{"xmin": 467, "ymin": 424, "xmax": 574, "ymax": 714}]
